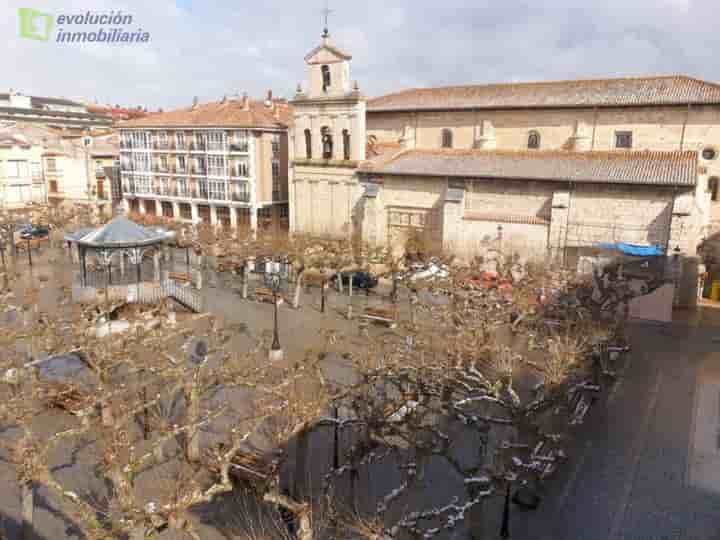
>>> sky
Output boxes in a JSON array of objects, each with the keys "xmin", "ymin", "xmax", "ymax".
[{"xmin": 2, "ymin": 0, "xmax": 717, "ymax": 110}]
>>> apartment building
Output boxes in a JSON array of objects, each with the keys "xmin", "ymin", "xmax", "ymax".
[
  {"xmin": 119, "ymin": 93, "xmax": 289, "ymax": 234},
  {"xmin": 0, "ymin": 90, "xmax": 113, "ymax": 129},
  {"xmin": 0, "ymin": 131, "xmax": 45, "ymax": 208}
]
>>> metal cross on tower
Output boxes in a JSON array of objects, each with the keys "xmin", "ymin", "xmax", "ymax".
[{"xmin": 321, "ymin": 0, "xmax": 333, "ymax": 37}]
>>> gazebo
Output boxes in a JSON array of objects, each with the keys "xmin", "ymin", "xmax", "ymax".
[{"xmin": 65, "ymin": 216, "xmax": 175, "ymax": 289}]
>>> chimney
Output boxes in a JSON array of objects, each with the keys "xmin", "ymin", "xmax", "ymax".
[
  {"xmin": 242, "ymin": 92, "xmax": 250, "ymax": 111},
  {"xmin": 264, "ymin": 89, "xmax": 273, "ymax": 108},
  {"xmin": 191, "ymin": 96, "xmax": 199, "ymax": 109}
]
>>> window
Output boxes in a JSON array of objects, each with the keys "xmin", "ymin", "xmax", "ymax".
[
  {"xmin": 235, "ymin": 160, "xmax": 248, "ymax": 177},
  {"xmin": 208, "ymin": 180, "xmax": 227, "ymax": 200},
  {"xmin": 615, "ymin": 131, "xmax": 633, "ymax": 149},
  {"xmin": 272, "ymin": 160, "xmax": 280, "ymax": 179},
  {"xmin": 321, "ymin": 65, "xmax": 331, "ymax": 92},
  {"xmin": 195, "ymin": 157, "xmax": 206, "ymax": 174},
  {"xmin": 5, "ymin": 160, "xmax": 28, "ymax": 178},
  {"xmin": 177, "ymin": 155, "xmax": 186, "ymax": 172},
  {"xmin": 158, "ymin": 131, "xmax": 168, "ymax": 148},
  {"xmin": 528, "ymin": 130, "xmax": 540, "ymax": 149},
  {"xmin": 321, "ymin": 126, "xmax": 333, "ymax": 159},
  {"xmin": 280, "ymin": 205, "xmax": 289, "ymax": 219},
  {"xmin": 272, "ymin": 160, "xmax": 281, "ymax": 200},
  {"xmin": 441, "ymin": 129, "xmax": 453, "ymax": 149},
  {"xmin": 176, "ymin": 132, "xmax": 185, "ymax": 149},
  {"xmin": 702, "ymin": 147, "xmax": 718, "ymax": 161},
  {"xmin": 271, "ymin": 133, "xmax": 281, "ymax": 157},
  {"xmin": 232, "ymin": 130, "xmax": 249, "ymax": 152},
  {"xmin": 31, "ymin": 162, "xmax": 42, "ymax": 183},
  {"xmin": 304, "ymin": 129, "xmax": 312, "ymax": 159},
  {"xmin": 45, "ymin": 158, "xmax": 56, "ymax": 172},
  {"xmin": 176, "ymin": 177, "xmax": 188, "ymax": 196},
  {"xmin": 159, "ymin": 155, "xmax": 168, "ymax": 171},
  {"xmin": 159, "ymin": 177, "xmax": 169, "ymax": 194},
  {"xmin": 207, "ymin": 131, "xmax": 226, "ymax": 151},
  {"xmin": 710, "ymin": 177, "xmax": 719, "ymax": 202},
  {"xmin": 194, "ymin": 132, "xmax": 206, "ymax": 150},
  {"xmin": 207, "ymin": 155, "xmax": 226, "ymax": 176},
  {"xmin": 343, "ymin": 129, "xmax": 351, "ymax": 160},
  {"xmin": 180, "ymin": 203, "xmax": 192, "ymax": 220}
]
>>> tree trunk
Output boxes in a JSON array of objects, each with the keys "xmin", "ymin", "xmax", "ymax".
[
  {"xmin": 293, "ymin": 270, "xmax": 305, "ymax": 309},
  {"xmin": 187, "ymin": 386, "xmax": 201, "ymax": 462},
  {"xmin": 242, "ymin": 263, "xmax": 249, "ymax": 299},
  {"xmin": 297, "ymin": 509, "xmax": 313, "ymax": 540},
  {"xmin": 21, "ymin": 481, "xmax": 33, "ymax": 540},
  {"xmin": 346, "ymin": 273, "xmax": 354, "ymax": 320}
]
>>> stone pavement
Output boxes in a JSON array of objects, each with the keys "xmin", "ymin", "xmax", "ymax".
[{"xmin": 500, "ymin": 311, "xmax": 720, "ymax": 540}]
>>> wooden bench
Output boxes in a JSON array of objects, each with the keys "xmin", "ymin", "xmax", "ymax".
[
  {"xmin": 255, "ymin": 287, "xmax": 283, "ymax": 304},
  {"xmin": 361, "ymin": 306, "xmax": 397, "ymax": 328},
  {"xmin": 168, "ymin": 272, "xmax": 192, "ymax": 284}
]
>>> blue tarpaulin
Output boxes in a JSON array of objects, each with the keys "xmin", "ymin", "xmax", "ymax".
[{"xmin": 598, "ymin": 243, "xmax": 664, "ymax": 256}]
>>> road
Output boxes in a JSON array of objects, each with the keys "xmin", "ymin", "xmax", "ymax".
[{"xmin": 501, "ymin": 314, "xmax": 720, "ymax": 540}]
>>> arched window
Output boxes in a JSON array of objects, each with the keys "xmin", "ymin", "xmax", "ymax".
[
  {"xmin": 441, "ymin": 128, "xmax": 453, "ymax": 148},
  {"xmin": 321, "ymin": 126, "xmax": 333, "ymax": 159},
  {"xmin": 321, "ymin": 65, "xmax": 331, "ymax": 92},
  {"xmin": 304, "ymin": 129, "xmax": 312, "ymax": 159},
  {"xmin": 342, "ymin": 129, "xmax": 351, "ymax": 160},
  {"xmin": 528, "ymin": 130, "xmax": 540, "ymax": 149},
  {"xmin": 710, "ymin": 177, "xmax": 719, "ymax": 202}
]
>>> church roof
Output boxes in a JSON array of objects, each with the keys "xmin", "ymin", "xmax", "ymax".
[
  {"xmin": 367, "ymin": 75, "xmax": 720, "ymax": 112},
  {"xmin": 119, "ymin": 98, "xmax": 289, "ymax": 129},
  {"xmin": 359, "ymin": 148, "xmax": 698, "ymax": 187},
  {"xmin": 67, "ymin": 216, "xmax": 174, "ymax": 248}
]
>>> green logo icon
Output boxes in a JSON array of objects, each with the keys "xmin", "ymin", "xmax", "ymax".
[{"xmin": 18, "ymin": 8, "xmax": 53, "ymax": 41}]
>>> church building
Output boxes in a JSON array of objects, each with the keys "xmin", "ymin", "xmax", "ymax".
[{"xmin": 288, "ymin": 29, "xmax": 720, "ymax": 285}]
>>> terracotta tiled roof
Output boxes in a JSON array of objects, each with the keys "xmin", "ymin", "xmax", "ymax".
[
  {"xmin": 361, "ymin": 148, "xmax": 698, "ymax": 187},
  {"xmin": 119, "ymin": 98, "xmax": 290, "ymax": 129},
  {"xmin": 367, "ymin": 75, "xmax": 720, "ymax": 112}
]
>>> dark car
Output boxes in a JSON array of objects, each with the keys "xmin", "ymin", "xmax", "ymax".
[
  {"xmin": 333, "ymin": 271, "xmax": 378, "ymax": 290},
  {"xmin": 20, "ymin": 226, "xmax": 50, "ymax": 240}
]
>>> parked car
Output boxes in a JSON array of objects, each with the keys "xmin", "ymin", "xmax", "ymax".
[
  {"xmin": 19, "ymin": 226, "xmax": 50, "ymax": 240},
  {"xmin": 332, "ymin": 271, "xmax": 379, "ymax": 290}
]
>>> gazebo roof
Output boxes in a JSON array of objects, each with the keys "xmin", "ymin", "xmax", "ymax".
[{"xmin": 66, "ymin": 216, "xmax": 174, "ymax": 248}]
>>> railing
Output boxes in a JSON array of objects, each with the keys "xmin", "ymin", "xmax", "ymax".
[
  {"xmin": 229, "ymin": 143, "xmax": 249, "ymax": 153},
  {"xmin": 191, "ymin": 167, "xmax": 206, "ymax": 175},
  {"xmin": 231, "ymin": 192, "xmax": 251, "ymax": 203},
  {"xmin": 190, "ymin": 142, "xmax": 207, "ymax": 151},
  {"xmin": 207, "ymin": 143, "xmax": 227, "ymax": 152}
]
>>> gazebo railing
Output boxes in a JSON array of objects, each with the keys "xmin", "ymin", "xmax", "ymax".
[{"xmin": 71, "ymin": 277, "xmax": 203, "ymax": 313}]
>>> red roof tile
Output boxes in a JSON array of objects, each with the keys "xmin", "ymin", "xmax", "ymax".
[
  {"xmin": 368, "ymin": 75, "xmax": 720, "ymax": 112},
  {"xmin": 361, "ymin": 148, "xmax": 698, "ymax": 187}
]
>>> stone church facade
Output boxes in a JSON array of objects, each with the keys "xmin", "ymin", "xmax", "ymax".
[{"xmin": 289, "ymin": 32, "xmax": 720, "ymax": 273}]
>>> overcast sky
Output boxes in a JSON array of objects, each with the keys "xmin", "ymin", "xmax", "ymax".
[{"xmin": 2, "ymin": 0, "xmax": 717, "ymax": 110}]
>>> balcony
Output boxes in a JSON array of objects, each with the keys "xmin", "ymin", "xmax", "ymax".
[
  {"xmin": 189, "ymin": 141, "xmax": 207, "ymax": 152},
  {"xmin": 229, "ymin": 143, "xmax": 249, "ymax": 153},
  {"xmin": 191, "ymin": 167, "xmax": 207, "ymax": 176},
  {"xmin": 207, "ymin": 143, "xmax": 227, "ymax": 152},
  {"xmin": 231, "ymin": 191, "xmax": 251, "ymax": 203}
]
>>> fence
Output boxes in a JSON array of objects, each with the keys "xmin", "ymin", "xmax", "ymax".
[{"xmin": 72, "ymin": 278, "xmax": 203, "ymax": 312}]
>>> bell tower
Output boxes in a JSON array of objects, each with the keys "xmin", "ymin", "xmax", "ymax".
[{"xmin": 289, "ymin": 23, "xmax": 367, "ymax": 238}]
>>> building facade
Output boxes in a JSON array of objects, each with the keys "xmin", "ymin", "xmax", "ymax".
[
  {"xmin": 0, "ymin": 132, "xmax": 45, "ymax": 208},
  {"xmin": 289, "ymin": 32, "xmax": 720, "ymax": 278},
  {"xmin": 0, "ymin": 90, "xmax": 113, "ymax": 129},
  {"xmin": 119, "ymin": 94, "xmax": 289, "ymax": 234}
]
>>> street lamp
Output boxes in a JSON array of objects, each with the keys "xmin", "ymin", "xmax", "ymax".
[{"xmin": 266, "ymin": 261, "xmax": 284, "ymax": 361}]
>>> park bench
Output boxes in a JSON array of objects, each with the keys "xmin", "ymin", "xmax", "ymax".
[
  {"xmin": 168, "ymin": 272, "xmax": 192, "ymax": 284},
  {"xmin": 361, "ymin": 306, "xmax": 397, "ymax": 328},
  {"xmin": 255, "ymin": 287, "xmax": 282, "ymax": 304}
]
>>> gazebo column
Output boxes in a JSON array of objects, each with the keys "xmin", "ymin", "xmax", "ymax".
[
  {"xmin": 153, "ymin": 251, "xmax": 160, "ymax": 281},
  {"xmin": 80, "ymin": 247, "xmax": 87, "ymax": 287}
]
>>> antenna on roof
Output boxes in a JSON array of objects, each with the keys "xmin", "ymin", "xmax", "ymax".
[{"xmin": 321, "ymin": 0, "xmax": 333, "ymax": 38}]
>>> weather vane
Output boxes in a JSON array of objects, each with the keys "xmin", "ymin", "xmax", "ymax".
[{"xmin": 321, "ymin": 0, "xmax": 333, "ymax": 38}]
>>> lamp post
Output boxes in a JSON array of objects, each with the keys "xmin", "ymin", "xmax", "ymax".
[
  {"xmin": 266, "ymin": 261, "xmax": 284, "ymax": 361},
  {"xmin": 500, "ymin": 482, "xmax": 511, "ymax": 538}
]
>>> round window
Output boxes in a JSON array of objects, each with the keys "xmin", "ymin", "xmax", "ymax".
[{"xmin": 702, "ymin": 147, "xmax": 717, "ymax": 160}]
